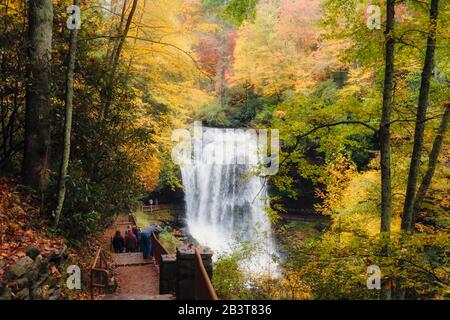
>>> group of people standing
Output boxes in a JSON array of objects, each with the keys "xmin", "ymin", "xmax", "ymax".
[{"xmin": 112, "ymin": 223, "xmax": 162, "ymax": 260}]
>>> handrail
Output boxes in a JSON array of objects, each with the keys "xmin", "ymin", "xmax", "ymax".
[
  {"xmin": 129, "ymin": 213, "xmax": 138, "ymax": 226},
  {"xmin": 90, "ymin": 247, "xmax": 109, "ymax": 300},
  {"xmin": 151, "ymin": 231, "xmax": 168, "ymax": 266},
  {"xmin": 142, "ymin": 204, "xmax": 180, "ymax": 212},
  {"xmin": 194, "ymin": 247, "xmax": 218, "ymax": 300},
  {"xmin": 129, "ymin": 211, "xmax": 169, "ymax": 266}
]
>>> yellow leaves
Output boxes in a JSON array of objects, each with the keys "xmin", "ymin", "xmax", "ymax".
[
  {"xmin": 0, "ymin": 0, "xmax": 23, "ymax": 15},
  {"xmin": 138, "ymin": 155, "xmax": 161, "ymax": 191},
  {"xmin": 232, "ymin": 2, "xmax": 351, "ymax": 96},
  {"xmin": 99, "ymin": 0, "xmax": 212, "ymax": 126}
]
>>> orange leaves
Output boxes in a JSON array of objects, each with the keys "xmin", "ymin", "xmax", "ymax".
[
  {"xmin": 274, "ymin": 110, "xmax": 286, "ymax": 119},
  {"xmin": 50, "ymin": 265, "xmax": 62, "ymax": 279},
  {"xmin": 24, "ymin": 230, "xmax": 34, "ymax": 237},
  {"xmin": 0, "ymin": 178, "xmax": 65, "ymax": 280}
]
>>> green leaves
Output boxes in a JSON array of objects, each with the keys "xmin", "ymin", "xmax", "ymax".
[{"xmin": 202, "ymin": 0, "xmax": 257, "ymax": 26}]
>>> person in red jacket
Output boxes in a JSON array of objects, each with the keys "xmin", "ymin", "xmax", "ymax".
[{"xmin": 125, "ymin": 230, "xmax": 138, "ymax": 252}]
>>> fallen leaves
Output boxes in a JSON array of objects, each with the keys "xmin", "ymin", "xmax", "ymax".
[
  {"xmin": 0, "ymin": 178, "xmax": 65, "ymax": 280},
  {"xmin": 50, "ymin": 265, "xmax": 62, "ymax": 279}
]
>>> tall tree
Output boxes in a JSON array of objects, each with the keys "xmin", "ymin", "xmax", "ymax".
[
  {"xmin": 23, "ymin": 0, "xmax": 53, "ymax": 200},
  {"xmin": 379, "ymin": 0, "xmax": 395, "ymax": 237},
  {"xmin": 401, "ymin": 0, "xmax": 440, "ymax": 232},
  {"xmin": 379, "ymin": 0, "xmax": 396, "ymax": 299},
  {"xmin": 55, "ymin": 0, "xmax": 80, "ymax": 225},
  {"xmin": 101, "ymin": 0, "xmax": 139, "ymax": 120},
  {"xmin": 412, "ymin": 104, "xmax": 449, "ymax": 226}
]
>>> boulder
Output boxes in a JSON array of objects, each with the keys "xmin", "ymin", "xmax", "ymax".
[
  {"xmin": 35, "ymin": 272, "xmax": 50, "ymax": 288},
  {"xmin": 48, "ymin": 288, "xmax": 61, "ymax": 300},
  {"xmin": 32, "ymin": 285, "xmax": 50, "ymax": 300},
  {"xmin": 10, "ymin": 277, "xmax": 29, "ymax": 291},
  {"xmin": 15, "ymin": 287, "xmax": 30, "ymax": 300},
  {"xmin": 38, "ymin": 259, "xmax": 50, "ymax": 274},
  {"xmin": 0, "ymin": 280, "xmax": 5, "ymax": 291},
  {"xmin": 44, "ymin": 275, "xmax": 58, "ymax": 288},
  {"xmin": 46, "ymin": 246, "xmax": 67, "ymax": 265},
  {"xmin": 25, "ymin": 269, "xmax": 39, "ymax": 283},
  {"xmin": 26, "ymin": 246, "xmax": 41, "ymax": 260},
  {"xmin": 0, "ymin": 287, "xmax": 12, "ymax": 300},
  {"xmin": 4, "ymin": 256, "xmax": 34, "ymax": 280},
  {"xmin": 33, "ymin": 254, "xmax": 44, "ymax": 269}
]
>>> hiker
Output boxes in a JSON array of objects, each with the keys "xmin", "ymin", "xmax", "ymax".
[
  {"xmin": 125, "ymin": 230, "xmax": 138, "ymax": 252},
  {"xmin": 125, "ymin": 225, "xmax": 132, "ymax": 238},
  {"xmin": 137, "ymin": 227, "xmax": 144, "ymax": 252},
  {"xmin": 141, "ymin": 223, "xmax": 162, "ymax": 259},
  {"xmin": 132, "ymin": 226, "xmax": 139, "ymax": 238},
  {"xmin": 112, "ymin": 231, "xmax": 125, "ymax": 253}
]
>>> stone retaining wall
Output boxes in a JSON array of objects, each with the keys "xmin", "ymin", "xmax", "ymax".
[
  {"xmin": 0, "ymin": 246, "xmax": 66, "ymax": 300},
  {"xmin": 159, "ymin": 244, "xmax": 213, "ymax": 300}
]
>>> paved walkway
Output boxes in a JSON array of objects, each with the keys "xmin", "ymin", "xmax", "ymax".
[{"xmin": 100, "ymin": 214, "xmax": 174, "ymax": 300}]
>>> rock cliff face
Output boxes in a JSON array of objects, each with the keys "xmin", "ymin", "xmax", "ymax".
[{"xmin": 0, "ymin": 246, "xmax": 67, "ymax": 300}]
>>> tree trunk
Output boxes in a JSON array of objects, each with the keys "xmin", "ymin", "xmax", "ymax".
[
  {"xmin": 23, "ymin": 0, "xmax": 53, "ymax": 199},
  {"xmin": 412, "ymin": 105, "xmax": 449, "ymax": 223},
  {"xmin": 55, "ymin": 0, "xmax": 80, "ymax": 225},
  {"xmin": 380, "ymin": 0, "xmax": 395, "ymax": 236},
  {"xmin": 101, "ymin": 0, "xmax": 138, "ymax": 120},
  {"xmin": 401, "ymin": 0, "xmax": 439, "ymax": 232},
  {"xmin": 379, "ymin": 0, "xmax": 396, "ymax": 300},
  {"xmin": 219, "ymin": 31, "xmax": 227, "ymax": 109}
]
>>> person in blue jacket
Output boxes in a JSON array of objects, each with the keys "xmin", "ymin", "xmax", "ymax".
[{"xmin": 141, "ymin": 223, "xmax": 162, "ymax": 259}]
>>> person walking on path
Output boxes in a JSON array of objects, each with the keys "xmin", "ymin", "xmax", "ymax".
[
  {"xmin": 137, "ymin": 227, "xmax": 144, "ymax": 252},
  {"xmin": 112, "ymin": 231, "xmax": 125, "ymax": 253}
]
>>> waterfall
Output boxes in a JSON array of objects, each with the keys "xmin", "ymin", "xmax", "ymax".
[{"xmin": 179, "ymin": 126, "xmax": 277, "ymax": 273}]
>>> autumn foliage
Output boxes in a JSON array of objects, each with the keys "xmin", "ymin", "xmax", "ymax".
[{"xmin": 0, "ymin": 178, "xmax": 65, "ymax": 279}]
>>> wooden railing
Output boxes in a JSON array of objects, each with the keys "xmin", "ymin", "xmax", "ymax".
[
  {"xmin": 128, "ymin": 212, "xmax": 168, "ymax": 267},
  {"xmin": 194, "ymin": 247, "xmax": 218, "ymax": 300},
  {"xmin": 128, "ymin": 213, "xmax": 138, "ymax": 226},
  {"xmin": 151, "ymin": 232, "xmax": 168, "ymax": 266},
  {"xmin": 90, "ymin": 247, "xmax": 109, "ymax": 300},
  {"xmin": 142, "ymin": 204, "xmax": 175, "ymax": 213},
  {"xmin": 113, "ymin": 211, "xmax": 218, "ymax": 300}
]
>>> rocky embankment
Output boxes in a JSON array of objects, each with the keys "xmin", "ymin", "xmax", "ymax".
[{"xmin": 0, "ymin": 245, "xmax": 67, "ymax": 300}]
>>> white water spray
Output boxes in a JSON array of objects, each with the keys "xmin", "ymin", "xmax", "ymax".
[{"xmin": 179, "ymin": 126, "xmax": 278, "ymax": 273}]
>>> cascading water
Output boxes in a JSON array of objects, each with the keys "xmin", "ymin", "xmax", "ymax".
[{"xmin": 178, "ymin": 124, "xmax": 278, "ymax": 273}]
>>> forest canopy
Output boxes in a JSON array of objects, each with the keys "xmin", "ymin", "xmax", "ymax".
[{"xmin": 0, "ymin": 0, "xmax": 448, "ymax": 300}]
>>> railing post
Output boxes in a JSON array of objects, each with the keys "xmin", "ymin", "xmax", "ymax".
[
  {"xmin": 175, "ymin": 244, "xmax": 213, "ymax": 300},
  {"xmin": 194, "ymin": 248, "xmax": 218, "ymax": 300},
  {"xmin": 90, "ymin": 247, "xmax": 110, "ymax": 300},
  {"xmin": 160, "ymin": 254, "xmax": 177, "ymax": 294},
  {"xmin": 90, "ymin": 272, "xmax": 94, "ymax": 300}
]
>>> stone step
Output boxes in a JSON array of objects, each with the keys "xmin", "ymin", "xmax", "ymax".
[{"xmin": 112, "ymin": 252, "xmax": 155, "ymax": 267}]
